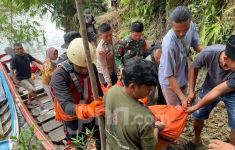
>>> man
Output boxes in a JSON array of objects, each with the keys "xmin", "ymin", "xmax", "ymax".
[
  {"xmin": 105, "ymin": 57, "xmax": 164, "ymax": 149},
  {"xmin": 114, "ymin": 21, "xmax": 147, "ymax": 72},
  {"xmin": 145, "ymin": 43, "xmax": 166, "ymax": 105},
  {"xmin": 186, "ymin": 35, "xmax": 235, "ymax": 149},
  {"xmin": 58, "ymin": 31, "xmax": 81, "ymax": 64},
  {"xmin": 50, "ymin": 38, "xmax": 104, "ymax": 149},
  {"xmin": 10, "ymin": 43, "xmax": 43, "ymax": 105},
  {"xmin": 158, "ymin": 6, "xmax": 203, "ymax": 108},
  {"xmin": 84, "ymin": 9, "xmax": 97, "ymax": 47},
  {"xmin": 96, "ymin": 23, "xmax": 117, "ymax": 89}
]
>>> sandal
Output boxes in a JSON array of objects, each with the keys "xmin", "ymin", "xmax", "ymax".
[{"xmin": 184, "ymin": 141, "xmax": 198, "ymax": 150}]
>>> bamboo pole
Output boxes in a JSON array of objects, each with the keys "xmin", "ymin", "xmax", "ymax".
[{"xmin": 74, "ymin": 0, "xmax": 106, "ymax": 149}]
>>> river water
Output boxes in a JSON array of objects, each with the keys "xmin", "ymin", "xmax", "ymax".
[{"xmin": 0, "ymin": 13, "xmax": 65, "ymax": 61}]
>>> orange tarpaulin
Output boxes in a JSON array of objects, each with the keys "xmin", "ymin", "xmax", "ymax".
[{"xmin": 148, "ymin": 105, "xmax": 188, "ymax": 149}]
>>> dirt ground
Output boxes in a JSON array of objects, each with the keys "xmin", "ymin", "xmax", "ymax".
[{"xmin": 96, "ymin": 10, "xmax": 231, "ymax": 149}]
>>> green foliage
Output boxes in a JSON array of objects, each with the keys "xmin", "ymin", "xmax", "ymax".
[
  {"xmin": 6, "ymin": 125, "xmax": 43, "ymax": 150},
  {"xmin": 0, "ymin": 1, "xmax": 44, "ymax": 44},
  {"xmin": 118, "ymin": 0, "xmax": 166, "ymax": 40},
  {"xmin": 71, "ymin": 127, "xmax": 95, "ymax": 149},
  {"xmin": 120, "ymin": 0, "xmax": 165, "ymax": 22},
  {"xmin": 188, "ymin": 0, "xmax": 234, "ymax": 46},
  {"xmin": 0, "ymin": 0, "xmax": 107, "ymax": 44}
]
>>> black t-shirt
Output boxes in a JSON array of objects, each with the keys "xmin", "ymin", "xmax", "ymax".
[{"xmin": 10, "ymin": 54, "xmax": 35, "ymax": 81}]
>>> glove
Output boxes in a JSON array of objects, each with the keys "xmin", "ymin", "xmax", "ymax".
[{"xmin": 75, "ymin": 99, "xmax": 104, "ymax": 120}]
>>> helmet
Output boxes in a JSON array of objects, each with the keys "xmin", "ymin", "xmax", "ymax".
[{"xmin": 67, "ymin": 38, "xmax": 95, "ymax": 67}]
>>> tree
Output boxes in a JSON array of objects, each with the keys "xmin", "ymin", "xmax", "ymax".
[{"xmin": 0, "ymin": 0, "xmax": 107, "ymax": 44}]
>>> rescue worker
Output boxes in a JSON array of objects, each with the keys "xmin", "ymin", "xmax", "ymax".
[
  {"xmin": 114, "ymin": 20, "xmax": 147, "ymax": 74},
  {"xmin": 50, "ymin": 38, "xmax": 104, "ymax": 149}
]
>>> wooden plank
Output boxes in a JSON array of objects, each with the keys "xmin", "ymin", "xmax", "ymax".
[
  {"xmin": 20, "ymin": 88, "xmax": 45, "ymax": 98},
  {"xmin": 0, "ymin": 102, "xmax": 9, "ymax": 116},
  {"xmin": 0, "ymin": 99, "xmax": 7, "ymax": 108},
  {"xmin": 26, "ymin": 97, "xmax": 51, "ymax": 109},
  {"xmin": 31, "ymin": 103, "xmax": 54, "ymax": 117},
  {"xmin": 40, "ymin": 97, "xmax": 51, "ymax": 104},
  {"xmin": 42, "ymin": 120, "xmax": 63, "ymax": 133},
  {"xmin": 3, "ymin": 118, "xmax": 11, "ymax": 136},
  {"xmin": 37, "ymin": 109, "xmax": 55, "ymax": 123},
  {"xmin": 0, "ymin": 119, "xmax": 4, "ymax": 136},
  {"xmin": 48, "ymin": 126, "xmax": 66, "ymax": 143},
  {"xmin": 1, "ymin": 110, "xmax": 10, "ymax": 126}
]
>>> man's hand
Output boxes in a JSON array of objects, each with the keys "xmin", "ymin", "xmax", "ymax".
[
  {"xmin": 180, "ymin": 96, "xmax": 188, "ymax": 109},
  {"xmin": 185, "ymin": 105, "xmax": 198, "ymax": 114},
  {"xmin": 107, "ymin": 83, "xmax": 112, "ymax": 89},
  {"xmin": 98, "ymin": 51, "xmax": 105, "ymax": 57},
  {"xmin": 155, "ymin": 121, "xmax": 165, "ymax": 131},
  {"xmin": 13, "ymin": 79, "xmax": 19, "ymax": 85},
  {"xmin": 181, "ymin": 99, "xmax": 188, "ymax": 109},
  {"xmin": 106, "ymin": 51, "xmax": 113, "ymax": 58},
  {"xmin": 208, "ymin": 139, "xmax": 235, "ymax": 150},
  {"xmin": 188, "ymin": 91, "xmax": 196, "ymax": 105}
]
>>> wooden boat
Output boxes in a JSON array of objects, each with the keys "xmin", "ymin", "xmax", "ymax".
[
  {"xmin": 0, "ymin": 65, "xmax": 19, "ymax": 149},
  {"xmin": 0, "ymin": 62, "xmax": 67, "ymax": 150}
]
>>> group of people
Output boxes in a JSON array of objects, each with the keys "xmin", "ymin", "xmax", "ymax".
[{"xmin": 7, "ymin": 5, "xmax": 235, "ymax": 150}]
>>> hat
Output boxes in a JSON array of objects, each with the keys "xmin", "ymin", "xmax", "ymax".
[
  {"xmin": 225, "ymin": 35, "xmax": 235, "ymax": 60},
  {"xmin": 67, "ymin": 38, "xmax": 95, "ymax": 67},
  {"xmin": 61, "ymin": 31, "xmax": 81, "ymax": 49}
]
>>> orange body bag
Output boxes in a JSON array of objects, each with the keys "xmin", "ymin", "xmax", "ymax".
[{"xmin": 148, "ymin": 105, "xmax": 188, "ymax": 149}]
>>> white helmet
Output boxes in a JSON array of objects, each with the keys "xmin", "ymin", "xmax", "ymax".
[{"xmin": 67, "ymin": 38, "xmax": 95, "ymax": 67}]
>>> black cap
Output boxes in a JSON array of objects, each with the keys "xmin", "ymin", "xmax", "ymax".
[
  {"xmin": 61, "ymin": 31, "xmax": 81, "ymax": 49},
  {"xmin": 225, "ymin": 35, "xmax": 235, "ymax": 60}
]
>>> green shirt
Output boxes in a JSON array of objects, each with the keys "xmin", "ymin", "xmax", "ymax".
[
  {"xmin": 114, "ymin": 35, "xmax": 147, "ymax": 69},
  {"xmin": 105, "ymin": 85, "xmax": 156, "ymax": 150}
]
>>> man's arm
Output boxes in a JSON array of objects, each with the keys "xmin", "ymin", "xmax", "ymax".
[
  {"xmin": 114, "ymin": 42, "xmax": 125, "ymax": 70},
  {"xmin": 193, "ymin": 44, "xmax": 204, "ymax": 53},
  {"xmin": 31, "ymin": 61, "xmax": 43, "ymax": 71},
  {"xmin": 33, "ymin": 59, "xmax": 43, "ymax": 64},
  {"xmin": 10, "ymin": 68, "xmax": 19, "ymax": 84},
  {"xmin": 97, "ymin": 50, "xmax": 112, "ymax": 88},
  {"xmin": 186, "ymin": 81, "xmax": 234, "ymax": 114},
  {"xmin": 167, "ymin": 76, "xmax": 188, "ymax": 108},
  {"xmin": 188, "ymin": 65, "xmax": 199, "ymax": 103}
]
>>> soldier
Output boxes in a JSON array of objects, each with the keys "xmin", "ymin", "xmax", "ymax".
[{"xmin": 114, "ymin": 21, "xmax": 147, "ymax": 74}]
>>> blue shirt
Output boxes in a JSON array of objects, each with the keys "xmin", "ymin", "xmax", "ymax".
[{"xmin": 159, "ymin": 22, "xmax": 200, "ymax": 88}]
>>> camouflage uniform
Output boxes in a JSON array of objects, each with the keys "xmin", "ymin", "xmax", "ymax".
[{"xmin": 114, "ymin": 35, "xmax": 147, "ymax": 69}]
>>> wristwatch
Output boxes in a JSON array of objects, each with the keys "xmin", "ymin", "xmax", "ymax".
[{"xmin": 153, "ymin": 124, "xmax": 163, "ymax": 132}]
